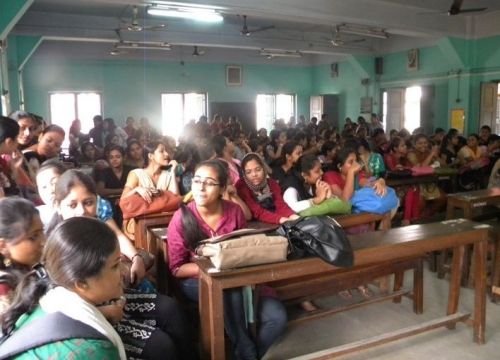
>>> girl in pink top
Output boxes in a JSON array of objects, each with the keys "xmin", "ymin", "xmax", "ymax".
[{"xmin": 167, "ymin": 160, "xmax": 287, "ymax": 360}]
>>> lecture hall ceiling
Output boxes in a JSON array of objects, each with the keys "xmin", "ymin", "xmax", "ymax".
[{"xmin": 11, "ymin": 0, "xmax": 500, "ymax": 65}]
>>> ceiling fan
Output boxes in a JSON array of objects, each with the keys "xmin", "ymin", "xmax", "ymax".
[
  {"xmin": 192, "ymin": 46, "xmax": 206, "ymax": 57},
  {"xmin": 448, "ymin": 0, "xmax": 487, "ymax": 15},
  {"xmin": 240, "ymin": 15, "xmax": 275, "ymax": 36},
  {"xmin": 121, "ymin": 5, "xmax": 167, "ymax": 32}
]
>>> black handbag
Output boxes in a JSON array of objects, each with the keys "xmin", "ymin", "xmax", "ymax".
[{"xmin": 277, "ymin": 216, "xmax": 354, "ymax": 267}]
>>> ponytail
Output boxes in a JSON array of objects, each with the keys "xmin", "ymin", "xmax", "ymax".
[
  {"xmin": 180, "ymin": 204, "xmax": 208, "ymax": 251},
  {"xmin": 1, "ymin": 268, "xmax": 51, "ymax": 336}
]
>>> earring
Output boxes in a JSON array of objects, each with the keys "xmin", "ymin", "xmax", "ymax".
[{"xmin": 2, "ymin": 257, "xmax": 11, "ymax": 268}]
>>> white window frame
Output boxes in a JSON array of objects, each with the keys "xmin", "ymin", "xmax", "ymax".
[
  {"xmin": 256, "ymin": 93, "xmax": 296, "ymax": 130},
  {"xmin": 161, "ymin": 92, "xmax": 208, "ymax": 140},
  {"xmin": 49, "ymin": 91, "xmax": 103, "ymax": 151}
]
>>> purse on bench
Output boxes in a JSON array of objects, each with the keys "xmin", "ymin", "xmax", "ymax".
[
  {"xmin": 277, "ymin": 216, "xmax": 353, "ymax": 268},
  {"xmin": 196, "ymin": 228, "xmax": 289, "ymax": 270}
]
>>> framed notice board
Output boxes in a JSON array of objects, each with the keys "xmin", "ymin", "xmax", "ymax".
[{"xmin": 450, "ymin": 108, "xmax": 465, "ymax": 134}]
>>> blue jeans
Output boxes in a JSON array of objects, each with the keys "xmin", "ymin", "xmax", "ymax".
[{"xmin": 181, "ymin": 278, "xmax": 287, "ymax": 360}]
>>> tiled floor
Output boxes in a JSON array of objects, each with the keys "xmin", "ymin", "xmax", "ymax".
[
  {"xmin": 265, "ymin": 265, "xmax": 500, "ymax": 359},
  {"xmin": 264, "ymin": 217, "xmax": 500, "ymax": 360}
]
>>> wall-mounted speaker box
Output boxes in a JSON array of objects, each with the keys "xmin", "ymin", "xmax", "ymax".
[{"xmin": 375, "ymin": 57, "xmax": 383, "ymax": 75}]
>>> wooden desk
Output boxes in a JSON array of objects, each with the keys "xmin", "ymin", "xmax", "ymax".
[
  {"xmin": 134, "ymin": 212, "xmax": 173, "ymax": 253},
  {"xmin": 386, "ymin": 174, "xmax": 457, "ymax": 192},
  {"xmin": 446, "ymin": 188, "xmax": 500, "ymax": 220},
  {"xmin": 444, "ymin": 188, "xmax": 500, "ymax": 294},
  {"xmin": 197, "ymin": 220, "xmax": 490, "ymax": 360},
  {"xmin": 386, "ymin": 174, "xmax": 436, "ymax": 187}
]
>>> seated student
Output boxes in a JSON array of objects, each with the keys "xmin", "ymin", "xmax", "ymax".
[
  {"xmin": 302, "ymin": 133, "xmax": 323, "ymax": 156},
  {"xmin": 323, "ymin": 147, "xmax": 387, "ymax": 202},
  {"xmin": 479, "ymin": 125, "xmax": 492, "ymax": 146},
  {"xmin": 440, "ymin": 129, "xmax": 460, "ymax": 166},
  {"xmin": 384, "ymin": 137, "xmax": 419, "ymax": 225},
  {"xmin": 47, "ymin": 170, "xmax": 196, "ymax": 360},
  {"xmin": 457, "ymin": 133, "xmax": 487, "ymax": 166},
  {"xmin": 408, "ymin": 134, "xmax": 441, "ymax": 168},
  {"xmin": 318, "ymin": 140, "xmax": 338, "ymax": 171},
  {"xmin": 122, "ymin": 140, "xmax": 178, "ymax": 200},
  {"xmin": 270, "ymin": 141, "xmax": 303, "ymax": 186},
  {"xmin": 78, "ymin": 141, "xmax": 104, "ymax": 175},
  {"xmin": 237, "ymin": 153, "xmax": 318, "ymax": 312},
  {"xmin": 121, "ymin": 141, "xmax": 179, "ymax": 238},
  {"xmin": 0, "ymin": 116, "xmax": 22, "ymax": 198},
  {"xmin": 167, "ymin": 160, "xmax": 287, "ymax": 360},
  {"xmin": 96, "ymin": 145, "xmax": 132, "ymax": 199},
  {"xmin": 23, "ymin": 125, "xmax": 65, "ymax": 178},
  {"xmin": 407, "ymin": 134, "xmax": 447, "ymax": 217},
  {"xmin": 1, "ymin": 217, "xmax": 126, "ymax": 359},
  {"xmin": 0, "ymin": 198, "xmax": 44, "ymax": 314},
  {"xmin": 265, "ymin": 130, "xmax": 287, "ymax": 166},
  {"xmin": 36, "ymin": 161, "xmax": 67, "ymax": 230},
  {"xmin": 281, "ymin": 154, "xmax": 332, "ymax": 213},
  {"xmin": 125, "ymin": 139, "xmax": 146, "ymax": 169},
  {"xmin": 9, "ymin": 111, "xmax": 37, "ymax": 152},
  {"xmin": 323, "ymin": 148, "xmax": 391, "ymax": 298},
  {"xmin": 237, "ymin": 153, "xmax": 300, "ymax": 224},
  {"xmin": 174, "ymin": 144, "xmax": 200, "ymax": 196},
  {"xmin": 232, "ymin": 130, "xmax": 252, "ymax": 161},
  {"xmin": 212, "ymin": 134, "xmax": 242, "ymax": 186},
  {"xmin": 356, "ymin": 138, "xmax": 386, "ymax": 179}
]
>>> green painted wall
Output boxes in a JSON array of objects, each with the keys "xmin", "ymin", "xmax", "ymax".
[
  {"xmin": 22, "ymin": 59, "xmax": 312, "ymax": 130},
  {"xmin": 7, "ymin": 36, "xmax": 20, "ymax": 111},
  {"xmin": 15, "ymin": 35, "xmax": 500, "ymax": 134}
]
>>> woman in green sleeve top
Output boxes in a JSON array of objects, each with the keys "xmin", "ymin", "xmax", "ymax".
[{"xmin": 1, "ymin": 217, "xmax": 126, "ymax": 359}]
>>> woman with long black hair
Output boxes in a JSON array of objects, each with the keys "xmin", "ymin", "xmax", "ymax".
[{"xmin": 168, "ymin": 159, "xmax": 287, "ymax": 360}]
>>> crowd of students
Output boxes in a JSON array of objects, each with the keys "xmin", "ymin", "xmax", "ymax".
[{"xmin": 0, "ymin": 109, "xmax": 499, "ymax": 359}]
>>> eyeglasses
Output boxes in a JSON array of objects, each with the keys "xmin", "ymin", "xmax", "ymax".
[{"xmin": 192, "ymin": 178, "xmax": 220, "ymax": 188}]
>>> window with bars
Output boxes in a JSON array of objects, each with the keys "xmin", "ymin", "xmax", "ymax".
[
  {"xmin": 161, "ymin": 93, "xmax": 207, "ymax": 140},
  {"xmin": 256, "ymin": 94, "xmax": 296, "ymax": 130},
  {"xmin": 49, "ymin": 92, "xmax": 102, "ymax": 151}
]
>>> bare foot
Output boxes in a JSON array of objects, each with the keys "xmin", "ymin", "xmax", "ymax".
[
  {"xmin": 300, "ymin": 300, "xmax": 319, "ymax": 312},
  {"xmin": 401, "ymin": 219, "xmax": 411, "ymax": 226},
  {"xmin": 358, "ymin": 285, "xmax": 373, "ymax": 298},
  {"xmin": 339, "ymin": 289, "xmax": 352, "ymax": 300}
]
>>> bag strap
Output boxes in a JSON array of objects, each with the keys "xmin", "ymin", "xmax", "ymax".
[
  {"xmin": 0, "ymin": 312, "xmax": 107, "ymax": 359},
  {"xmin": 200, "ymin": 226, "xmax": 279, "ymax": 244}
]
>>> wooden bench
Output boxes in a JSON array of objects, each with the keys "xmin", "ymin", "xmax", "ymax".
[
  {"xmin": 438, "ymin": 188, "xmax": 500, "ymax": 296},
  {"xmin": 197, "ymin": 219, "xmax": 490, "ymax": 360},
  {"xmin": 386, "ymin": 173, "xmax": 458, "ymax": 193}
]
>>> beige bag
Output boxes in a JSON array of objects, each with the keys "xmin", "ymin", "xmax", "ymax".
[{"xmin": 196, "ymin": 228, "xmax": 288, "ymax": 270}]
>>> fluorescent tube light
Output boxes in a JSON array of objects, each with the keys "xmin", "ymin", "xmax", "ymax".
[
  {"xmin": 337, "ymin": 24, "xmax": 388, "ymax": 39},
  {"xmin": 116, "ymin": 42, "xmax": 171, "ymax": 50},
  {"xmin": 260, "ymin": 50, "xmax": 302, "ymax": 59},
  {"xmin": 147, "ymin": 5, "xmax": 223, "ymax": 23}
]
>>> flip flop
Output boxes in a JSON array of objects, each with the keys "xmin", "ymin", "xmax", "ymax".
[{"xmin": 339, "ymin": 289, "xmax": 353, "ymax": 300}]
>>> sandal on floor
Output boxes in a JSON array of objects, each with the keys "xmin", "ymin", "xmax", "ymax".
[
  {"xmin": 339, "ymin": 289, "xmax": 353, "ymax": 300},
  {"xmin": 358, "ymin": 285, "xmax": 373, "ymax": 299}
]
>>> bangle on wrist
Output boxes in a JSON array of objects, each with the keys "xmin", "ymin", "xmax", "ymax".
[{"xmin": 131, "ymin": 253, "xmax": 143, "ymax": 263}]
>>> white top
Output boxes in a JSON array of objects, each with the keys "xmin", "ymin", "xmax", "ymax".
[
  {"xmin": 283, "ymin": 187, "xmax": 313, "ymax": 213},
  {"xmin": 130, "ymin": 163, "xmax": 179, "ymax": 194}
]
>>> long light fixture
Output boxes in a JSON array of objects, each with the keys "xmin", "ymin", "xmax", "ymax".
[
  {"xmin": 337, "ymin": 23, "xmax": 388, "ymax": 39},
  {"xmin": 115, "ymin": 41, "xmax": 171, "ymax": 50},
  {"xmin": 260, "ymin": 49, "xmax": 302, "ymax": 59},
  {"xmin": 147, "ymin": 3, "xmax": 224, "ymax": 23}
]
